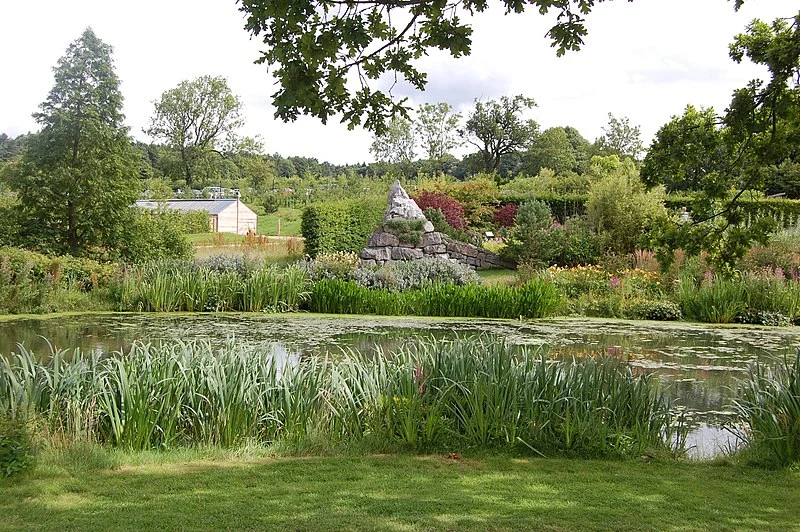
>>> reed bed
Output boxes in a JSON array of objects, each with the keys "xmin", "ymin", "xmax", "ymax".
[
  {"xmin": 732, "ymin": 351, "xmax": 800, "ymax": 467},
  {"xmin": 679, "ymin": 273, "xmax": 800, "ymax": 324},
  {"xmin": 114, "ymin": 262, "xmax": 309, "ymax": 312},
  {"xmin": 308, "ymin": 278, "xmax": 562, "ymax": 319},
  {"xmin": 0, "ymin": 338, "xmax": 677, "ymax": 458}
]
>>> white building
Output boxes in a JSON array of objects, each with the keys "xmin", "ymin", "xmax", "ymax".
[{"xmin": 135, "ymin": 199, "xmax": 258, "ymax": 235}]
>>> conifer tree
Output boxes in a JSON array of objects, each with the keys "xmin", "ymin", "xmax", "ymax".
[{"xmin": 8, "ymin": 28, "xmax": 138, "ymax": 257}]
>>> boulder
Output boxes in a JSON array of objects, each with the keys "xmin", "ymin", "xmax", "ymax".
[
  {"xmin": 391, "ymin": 247, "xmax": 424, "ymax": 260},
  {"xmin": 367, "ymin": 231, "xmax": 399, "ymax": 247},
  {"xmin": 383, "ymin": 181, "xmax": 426, "ymax": 222}
]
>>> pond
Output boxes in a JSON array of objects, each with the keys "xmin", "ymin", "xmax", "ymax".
[{"xmin": 2, "ymin": 313, "xmax": 798, "ymax": 457}]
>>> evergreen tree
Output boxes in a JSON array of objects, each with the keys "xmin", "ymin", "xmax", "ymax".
[{"xmin": 7, "ymin": 28, "xmax": 138, "ymax": 257}]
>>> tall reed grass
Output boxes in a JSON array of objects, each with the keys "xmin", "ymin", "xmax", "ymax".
[
  {"xmin": 732, "ymin": 351, "xmax": 800, "ymax": 467},
  {"xmin": 0, "ymin": 338, "xmax": 679, "ymax": 458},
  {"xmin": 679, "ymin": 272, "xmax": 800, "ymax": 324},
  {"xmin": 114, "ymin": 262, "xmax": 309, "ymax": 312},
  {"xmin": 308, "ymin": 278, "xmax": 561, "ymax": 319}
]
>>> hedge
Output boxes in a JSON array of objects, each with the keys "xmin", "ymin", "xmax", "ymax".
[
  {"xmin": 301, "ymin": 198, "xmax": 385, "ymax": 257},
  {"xmin": 500, "ymin": 192, "xmax": 800, "ymax": 228}
]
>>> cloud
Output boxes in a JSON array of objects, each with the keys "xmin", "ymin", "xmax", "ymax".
[{"xmin": 379, "ymin": 69, "xmax": 513, "ymax": 111}]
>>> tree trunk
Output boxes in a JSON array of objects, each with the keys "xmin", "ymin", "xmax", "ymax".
[
  {"xmin": 181, "ymin": 147, "xmax": 193, "ymax": 188},
  {"xmin": 67, "ymin": 200, "xmax": 78, "ymax": 255}
]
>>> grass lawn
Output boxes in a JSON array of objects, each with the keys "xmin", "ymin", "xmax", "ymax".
[
  {"xmin": 186, "ymin": 232, "xmax": 243, "ymax": 246},
  {"xmin": 258, "ymin": 207, "xmax": 302, "ymax": 236},
  {"xmin": 477, "ymin": 268, "xmax": 517, "ymax": 285},
  {"xmin": 2, "ymin": 450, "xmax": 798, "ymax": 531}
]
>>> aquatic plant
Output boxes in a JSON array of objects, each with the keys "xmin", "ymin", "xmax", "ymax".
[
  {"xmin": 308, "ymin": 278, "xmax": 560, "ymax": 319},
  {"xmin": 733, "ymin": 351, "xmax": 800, "ymax": 467},
  {"xmin": 0, "ymin": 338, "xmax": 678, "ymax": 458},
  {"xmin": 113, "ymin": 262, "xmax": 309, "ymax": 313}
]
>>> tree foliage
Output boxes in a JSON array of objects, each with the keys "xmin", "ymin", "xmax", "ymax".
[
  {"xmin": 645, "ymin": 13, "xmax": 800, "ymax": 274},
  {"xmin": 237, "ymin": 0, "xmax": 628, "ymax": 133},
  {"xmin": 369, "ymin": 116, "xmax": 416, "ymax": 164},
  {"xmin": 6, "ymin": 28, "xmax": 139, "ymax": 258},
  {"xmin": 146, "ymin": 76, "xmax": 245, "ymax": 187},
  {"xmin": 595, "ymin": 113, "xmax": 643, "ymax": 160},
  {"xmin": 585, "ymin": 156, "xmax": 666, "ymax": 255},
  {"xmin": 523, "ymin": 127, "xmax": 579, "ymax": 175},
  {"xmin": 641, "ymin": 105, "xmax": 728, "ymax": 193},
  {"xmin": 415, "ymin": 102, "xmax": 462, "ymax": 162},
  {"xmin": 463, "ymin": 95, "xmax": 538, "ymax": 174}
]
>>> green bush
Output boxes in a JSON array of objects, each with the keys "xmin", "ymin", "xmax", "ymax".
[
  {"xmin": 585, "ymin": 160, "xmax": 667, "ymax": 255},
  {"xmin": 0, "ymin": 416, "xmax": 34, "ymax": 477},
  {"xmin": 352, "ymin": 258, "xmax": 481, "ymax": 290},
  {"xmin": 383, "ymin": 219, "xmax": 425, "ymax": 245},
  {"xmin": 120, "ymin": 211, "xmax": 193, "ymax": 263},
  {"xmin": 301, "ymin": 198, "xmax": 384, "ymax": 257},
  {"xmin": 0, "ymin": 247, "xmax": 115, "ymax": 314},
  {"xmin": 626, "ymin": 300, "xmax": 683, "ymax": 321}
]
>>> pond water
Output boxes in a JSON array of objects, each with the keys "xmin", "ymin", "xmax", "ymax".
[{"xmin": 2, "ymin": 313, "xmax": 798, "ymax": 457}]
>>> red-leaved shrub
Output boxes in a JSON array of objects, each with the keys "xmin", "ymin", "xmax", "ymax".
[
  {"xmin": 412, "ymin": 191, "xmax": 467, "ymax": 229},
  {"xmin": 494, "ymin": 203, "xmax": 518, "ymax": 227}
]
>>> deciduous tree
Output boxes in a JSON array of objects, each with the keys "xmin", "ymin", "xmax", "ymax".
[
  {"xmin": 146, "ymin": 76, "xmax": 244, "ymax": 188},
  {"xmin": 415, "ymin": 102, "xmax": 462, "ymax": 162},
  {"xmin": 647, "ymin": 13, "xmax": 800, "ymax": 273},
  {"xmin": 237, "ymin": 0, "xmax": 630, "ymax": 133},
  {"xmin": 462, "ymin": 95, "xmax": 538, "ymax": 174},
  {"xmin": 595, "ymin": 113, "xmax": 644, "ymax": 161},
  {"xmin": 370, "ymin": 117, "xmax": 416, "ymax": 164},
  {"xmin": 523, "ymin": 127, "xmax": 578, "ymax": 176}
]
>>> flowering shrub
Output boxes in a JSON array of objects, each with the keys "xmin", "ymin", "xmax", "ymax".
[
  {"xmin": 494, "ymin": 203, "xmax": 518, "ymax": 228},
  {"xmin": 298, "ymin": 251, "xmax": 360, "ymax": 281},
  {"xmin": 412, "ymin": 191, "xmax": 467, "ymax": 229},
  {"xmin": 547, "ymin": 265, "xmax": 667, "ymax": 304}
]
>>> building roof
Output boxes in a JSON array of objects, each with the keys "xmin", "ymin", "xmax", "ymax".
[{"xmin": 135, "ymin": 199, "xmax": 247, "ymax": 216}]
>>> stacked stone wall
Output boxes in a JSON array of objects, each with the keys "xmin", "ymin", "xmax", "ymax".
[{"xmin": 360, "ymin": 230, "xmax": 514, "ymax": 270}]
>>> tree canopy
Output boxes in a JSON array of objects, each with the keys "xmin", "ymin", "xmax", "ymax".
[
  {"xmin": 5, "ymin": 28, "xmax": 139, "ymax": 257},
  {"xmin": 463, "ymin": 95, "xmax": 538, "ymax": 174},
  {"xmin": 146, "ymin": 76, "xmax": 245, "ymax": 188},
  {"xmin": 644, "ymin": 12, "xmax": 800, "ymax": 273},
  {"xmin": 237, "ymin": 0, "xmax": 629, "ymax": 134}
]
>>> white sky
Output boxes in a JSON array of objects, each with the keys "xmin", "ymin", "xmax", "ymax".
[{"xmin": 0, "ymin": 0, "xmax": 793, "ymax": 164}]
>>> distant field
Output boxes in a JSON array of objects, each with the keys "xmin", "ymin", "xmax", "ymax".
[
  {"xmin": 186, "ymin": 233, "xmax": 243, "ymax": 245},
  {"xmin": 258, "ymin": 207, "xmax": 302, "ymax": 237}
]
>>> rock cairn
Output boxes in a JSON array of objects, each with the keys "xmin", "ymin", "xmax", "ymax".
[{"xmin": 359, "ymin": 181, "xmax": 513, "ymax": 269}]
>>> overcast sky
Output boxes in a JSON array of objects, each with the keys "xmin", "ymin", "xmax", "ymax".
[{"xmin": 0, "ymin": 0, "xmax": 792, "ymax": 164}]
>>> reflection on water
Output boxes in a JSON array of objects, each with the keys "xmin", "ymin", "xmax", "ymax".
[{"xmin": 2, "ymin": 313, "xmax": 798, "ymax": 457}]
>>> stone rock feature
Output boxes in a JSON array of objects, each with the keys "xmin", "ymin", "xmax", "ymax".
[
  {"xmin": 384, "ymin": 180, "xmax": 426, "ymax": 222},
  {"xmin": 360, "ymin": 181, "xmax": 514, "ymax": 270}
]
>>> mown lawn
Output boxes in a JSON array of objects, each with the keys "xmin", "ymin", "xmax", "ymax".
[{"xmin": 2, "ymin": 451, "xmax": 798, "ymax": 531}]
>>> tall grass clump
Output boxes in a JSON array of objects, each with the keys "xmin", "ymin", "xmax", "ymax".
[
  {"xmin": 0, "ymin": 337, "xmax": 678, "ymax": 458},
  {"xmin": 113, "ymin": 260, "xmax": 310, "ymax": 312},
  {"xmin": 308, "ymin": 278, "xmax": 561, "ymax": 319},
  {"xmin": 679, "ymin": 275, "xmax": 747, "ymax": 323},
  {"xmin": 678, "ymin": 271, "xmax": 800, "ymax": 325},
  {"xmin": 732, "ymin": 351, "xmax": 800, "ymax": 468}
]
